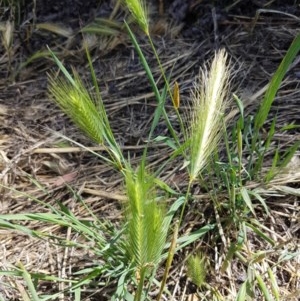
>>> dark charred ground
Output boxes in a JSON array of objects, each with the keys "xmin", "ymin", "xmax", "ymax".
[{"xmin": 0, "ymin": 1, "xmax": 299, "ymax": 300}]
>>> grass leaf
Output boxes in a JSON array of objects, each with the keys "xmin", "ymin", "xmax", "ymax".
[
  {"xmin": 240, "ymin": 187, "xmax": 256, "ymax": 216},
  {"xmin": 254, "ymin": 32, "xmax": 300, "ymax": 130}
]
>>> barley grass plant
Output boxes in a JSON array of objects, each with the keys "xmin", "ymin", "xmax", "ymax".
[
  {"xmin": 1, "ymin": 0, "xmax": 300, "ymax": 299},
  {"xmin": 48, "ymin": 47, "xmax": 126, "ymax": 171},
  {"xmin": 46, "ymin": 32, "xmax": 179, "ymax": 299},
  {"xmin": 179, "ymin": 49, "xmax": 232, "ymax": 225},
  {"xmin": 125, "ymin": 164, "xmax": 168, "ymax": 301}
]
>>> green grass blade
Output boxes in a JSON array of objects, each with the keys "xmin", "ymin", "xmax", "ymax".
[
  {"xmin": 221, "ymin": 239, "xmax": 243, "ymax": 273},
  {"xmin": 236, "ymin": 281, "xmax": 247, "ymax": 301},
  {"xmin": 245, "ymin": 221, "xmax": 275, "ymax": 246},
  {"xmin": 84, "ymin": 40, "xmax": 102, "ymax": 107},
  {"xmin": 47, "ymin": 47, "xmax": 76, "ymax": 86},
  {"xmin": 254, "ymin": 33, "xmax": 300, "ymax": 130},
  {"xmin": 233, "ymin": 93, "xmax": 244, "ymax": 121},
  {"xmin": 18, "ymin": 263, "xmax": 41, "ymax": 301},
  {"xmin": 148, "ymin": 82, "xmax": 168, "ymax": 141},
  {"xmin": 264, "ymin": 148, "xmax": 280, "ymax": 182},
  {"xmin": 279, "ymin": 140, "xmax": 300, "ymax": 169},
  {"xmin": 163, "ymin": 196, "xmax": 185, "ymax": 230},
  {"xmin": 249, "ymin": 190, "xmax": 269, "ymax": 215},
  {"xmin": 255, "ymin": 272, "xmax": 273, "ymax": 301},
  {"xmin": 74, "ymin": 287, "xmax": 81, "ymax": 301},
  {"xmin": 268, "ymin": 268, "xmax": 280, "ymax": 301},
  {"xmin": 17, "ymin": 50, "xmax": 52, "ymax": 74},
  {"xmin": 124, "ymin": 21, "xmax": 160, "ymax": 102},
  {"xmin": 240, "ymin": 187, "xmax": 255, "ymax": 216},
  {"xmin": 124, "ymin": 21, "xmax": 179, "ymax": 149},
  {"xmin": 175, "ymin": 224, "xmax": 215, "ymax": 250},
  {"xmin": 253, "ymin": 116, "xmax": 277, "ymax": 177},
  {"xmin": 0, "ymin": 216, "xmax": 44, "ymax": 238}
]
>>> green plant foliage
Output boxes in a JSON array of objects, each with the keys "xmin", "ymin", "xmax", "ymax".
[
  {"xmin": 48, "ymin": 70, "xmax": 105, "ymax": 144},
  {"xmin": 254, "ymin": 33, "xmax": 300, "ymax": 131},
  {"xmin": 125, "ymin": 164, "xmax": 167, "ymax": 271},
  {"xmin": 48, "ymin": 48, "xmax": 125, "ymax": 170},
  {"xmin": 186, "ymin": 253, "xmax": 207, "ymax": 288},
  {"xmin": 124, "ymin": 164, "xmax": 169, "ymax": 300},
  {"xmin": 1, "ymin": 2, "xmax": 299, "ymax": 299},
  {"xmin": 249, "ymin": 32, "xmax": 300, "ymax": 178}
]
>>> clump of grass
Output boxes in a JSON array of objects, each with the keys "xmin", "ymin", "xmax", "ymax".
[
  {"xmin": 47, "ymin": 26, "xmax": 173, "ymax": 298},
  {"xmin": 1, "ymin": 0, "xmax": 300, "ymax": 299}
]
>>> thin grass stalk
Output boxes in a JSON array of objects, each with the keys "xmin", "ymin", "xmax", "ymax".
[
  {"xmin": 47, "ymin": 131, "xmax": 117, "ymax": 167},
  {"xmin": 171, "ymin": 82, "xmax": 188, "ymax": 147},
  {"xmin": 149, "ymin": 49, "xmax": 191, "ymax": 167},
  {"xmin": 156, "ymin": 222, "xmax": 178, "ymax": 300},
  {"xmin": 178, "ymin": 180, "xmax": 192, "ymax": 228},
  {"xmin": 172, "ymin": 82, "xmax": 187, "ymax": 139},
  {"xmin": 134, "ymin": 267, "xmax": 147, "ymax": 301},
  {"xmin": 84, "ymin": 44, "xmax": 125, "ymax": 168},
  {"xmin": 124, "ymin": 22, "xmax": 180, "ymax": 154},
  {"xmin": 146, "ymin": 35, "xmax": 185, "ymax": 145},
  {"xmin": 123, "ymin": 0, "xmax": 185, "ymax": 158}
]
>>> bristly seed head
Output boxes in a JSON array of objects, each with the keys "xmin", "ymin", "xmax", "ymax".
[
  {"xmin": 188, "ymin": 49, "xmax": 232, "ymax": 181},
  {"xmin": 124, "ymin": 0, "xmax": 149, "ymax": 35}
]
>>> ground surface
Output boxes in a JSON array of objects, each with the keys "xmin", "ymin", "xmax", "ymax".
[{"xmin": 0, "ymin": 0, "xmax": 299, "ymax": 300}]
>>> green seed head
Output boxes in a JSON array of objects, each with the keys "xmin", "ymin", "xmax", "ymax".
[{"xmin": 124, "ymin": 0, "xmax": 149, "ymax": 35}]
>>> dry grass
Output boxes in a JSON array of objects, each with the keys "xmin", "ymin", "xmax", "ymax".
[{"xmin": 0, "ymin": 1, "xmax": 299, "ymax": 300}]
